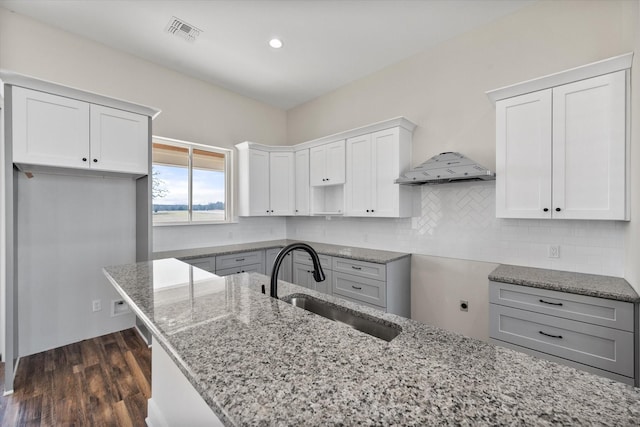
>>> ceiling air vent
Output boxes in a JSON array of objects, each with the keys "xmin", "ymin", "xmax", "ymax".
[{"xmin": 165, "ymin": 16, "xmax": 202, "ymax": 42}]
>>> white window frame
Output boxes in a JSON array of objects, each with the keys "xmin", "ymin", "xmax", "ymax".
[{"xmin": 152, "ymin": 136, "xmax": 233, "ymax": 226}]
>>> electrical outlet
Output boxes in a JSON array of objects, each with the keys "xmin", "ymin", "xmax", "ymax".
[
  {"xmin": 92, "ymin": 299, "xmax": 102, "ymax": 312},
  {"xmin": 548, "ymin": 245, "xmax": 560, "ymax": 258},
  {"xmin": 460, "ymin": 300, "xmax": 469, "ymax": 312}
]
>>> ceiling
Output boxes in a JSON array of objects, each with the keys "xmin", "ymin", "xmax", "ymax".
[{"xmin": 0, "ymin": 0, "xmax": 535, "ymax": 109}]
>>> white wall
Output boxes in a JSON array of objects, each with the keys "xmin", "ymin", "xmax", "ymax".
[{"xmin": 286, "ymin": 0, "xmax": 638, "ymax": 340}]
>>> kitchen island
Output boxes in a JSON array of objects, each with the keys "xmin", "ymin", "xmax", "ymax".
[{"xmin": 103, "ymin": 258, "xmax": 640, "ymax": 426}]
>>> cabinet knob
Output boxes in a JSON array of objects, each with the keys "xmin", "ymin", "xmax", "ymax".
[
  {"xmin": 543, "ymin": 208, "xmax": 549, "ymax": 212},
  {"xmin": 93, "ymin": 159, "xmax": 98, "ymax": 163},
  {"xmin": 366, "ymin": 209, "xmax": 370, "ymax": 212},
  {"xmin": 555, "ymin": 208, "xmax": 561, "ymax": 212},
  {"xmin": 82, "ymin": 157, "xmax": 87, "ymax": 162},
  {"xmin": 371, "ymin": 209, "xmax": 374, "ymax": 213}
]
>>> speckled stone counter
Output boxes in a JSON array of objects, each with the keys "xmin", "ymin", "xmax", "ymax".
[
  {"xmin": 153, "ymin": 239, "xmax": 410, "ymax": 264},
  {"xmin": 489, "ymin": 264, "xmax": 640, "ymax": 302},
  {"xmin": 104, "ymin": 259, "xmax": 640, "ymax": 426}
]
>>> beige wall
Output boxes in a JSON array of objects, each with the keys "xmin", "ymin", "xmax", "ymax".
[
  {"xmin": 624, "ymin": 4, "xmax": 640, "ymax": 293},
  {"xmin": 287, "ymin": 0, "xmax": 639, "ymax": 339},
  {"xmin": 0, "ymin": 8, "xmax": 287, "ymax": 149}
]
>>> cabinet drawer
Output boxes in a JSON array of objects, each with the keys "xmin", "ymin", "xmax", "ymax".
[
  {"xmin": 292, "ymin": 251, "xmax": 332, "ymax": 270},
  {"xmin": 489, "ymin": 281, "xmax": 634, "ymax": 331},
  {"xmin": 216, "ymin": 251, "xmax": 264, "ymax": 270},
  {"xmin": 332, "ymin": 257, "xmax": 385, "ymax": 281},
  {"xmin": 181, "ymin": 256, "xmax": 216, "ymax": 273},
  {"xmin": 332, "ymin": 272, "xmax": 386, "ymax": 308},
  {"xmin": 215, "ymin": 263, "xmax": 263, "ymax": 277},
  {"xmin": 490, "ymin": 304, "xmax": 634, "ymax": 377}
]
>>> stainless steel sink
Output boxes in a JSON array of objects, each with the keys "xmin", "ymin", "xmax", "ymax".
[{"xmin": 282, "ymin": 294, "xmax": 401, "ymax": 342}]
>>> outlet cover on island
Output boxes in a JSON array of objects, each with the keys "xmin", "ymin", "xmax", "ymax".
[
  {"xmin": 92, "ymin": 299, "xmax": 102, "ymax": 312},
  {"xmin": 548, "ymin": 245, "xmax": 560, "ymax": 258}
]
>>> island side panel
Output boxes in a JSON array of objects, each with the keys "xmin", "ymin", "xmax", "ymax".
[{"xmin": 147, "ymin": 343, "xmax": 224, "ymax": 427}]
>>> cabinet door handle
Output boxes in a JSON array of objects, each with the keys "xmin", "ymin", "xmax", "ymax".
[
  {"xmin": 82, "ymin": 157, "xmax": 87, "ymax": 162},
  {"xmin": 555, "ymin": 207, "xmax": 561, "ymax": 212},
  {"xmin": 235, "ymin": 258, "xmax": 245, "ymax": 262},
  {"xmin": 539, "ymin": 331, "xmax": 563, "ymax": 339},
  {"xmin": 543, "ymin": 208, "xmax": 549, "ymax": 212},
  {"xmin": 351, "ymin": 285, "xmax": 362, "ymax": 290},
  {"xmin": 539, "ymin": 299, "xmax": 563, "ymax": 306},
  {"xmin": 366, "ymin": 210, "xmax": 370, "ymax": 212},
  {"xmin": 351, "ymin": 266, "xmax": 362, "ymax": 270},
  {"xmin": 93, "ymin": 159, "xmax": 98, "ymax": 163}
]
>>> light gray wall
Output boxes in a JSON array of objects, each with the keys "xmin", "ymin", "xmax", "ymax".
[{"xmin": 286, "ymin": 0, "xmax": 639, "ymax": 340}]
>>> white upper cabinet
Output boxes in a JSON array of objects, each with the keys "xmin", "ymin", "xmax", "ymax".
[
  {"xmin": 496, "ymin": 90, "xmax": 552, "ymax": 219},
  {"xmin": 237, "ymin": 143, "xmax": 295, "ymax": 216},
  {"xmin": 89, "ymin": 105, "xmax": 148, "ymax": 174},
  {"xmin": 12, "ymin": 86, "xmax": 90, "ymax": 169},
  {"xmin": 310, "ymin": 140, "xmax": 345, "ymax": 186},
  {"xmin": 551, "ymin": 72, "xmax": 626, "ymax": 220},
  {"xmin": 495, "ymin": 70, "xmax": 628, "ymax": 220},
  {"xmin": 11, "ymin": 86, "xmax": 149, "ymax": 175},
  {"xmin": 294, "ymin": 149, "xmax": 310, "ymax": 215},
  {"xmin": 345, "ymin": 127, "xmax": 412, "ymax": 217},
  {"xmin": 269, "ymin": 151, "xmax": 296, "ymax": 215}
]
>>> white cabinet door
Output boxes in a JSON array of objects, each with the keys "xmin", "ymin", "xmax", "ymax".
[
  {"xmin": 89, "ymin": 105, "xmax": 148, "ymax": 174},
  {"xmin": 309, "ymin": 145, "xmax": 326, "ymax": 186},
  {"xmin": 309, "ymin": 140, "xmax": 345, "ymax": 186},
  {"xmin": 345, "ymin": 128, "xmax": 411, "ymax": 217},
  {"xmin": 12, "ymin": 86, "xmax": 90, "ymax": 169},
  {"xmin": 294, "ymin": 149, "xmax": 310, "ymax": 215},
  {"xmin": 269, "ymin": 152, "xmax": 295, "ymax": 216},
  {"xmin": 248, "ymin": 149, "xmax": 270, "ymax": 216},
  {"xmin": 325, "ymin": 140, "xmax": 345, "ymax": 184},
  {"xmin": 345, "ymin": 134, "xmax": 372, "ymax": 216},
  {"xmin": 552, "ymin": 71, "xmax": 627, "ymax": 220},
  {"xmin": 371, "ymin": 128, "xmax": 404, "ymax": 217},
  {"xmin": 496, "ymin": 89, "xmax": 552, "ymax": 219}
]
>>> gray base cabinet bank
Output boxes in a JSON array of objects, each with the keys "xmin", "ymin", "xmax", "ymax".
[
  {"xmin": 176, "ymin": 242, "xmax": 411, "ymax": 317},
  {"xmin": 489, "ymin": 280, "xmax": 637, "ymax": 386}
]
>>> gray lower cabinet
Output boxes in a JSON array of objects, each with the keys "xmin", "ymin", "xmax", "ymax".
[
  {"xmin": 182, "ymin": 256, "xmax": 216, "ymax": 273},
  {"xmin": 292, "ymin": 251, "xmax": 332, "ymax": 294},
  {"xmin": 265, "ymin": 248, "xmax": 292, "ymax": 283},
  {"xmin": 489, "ymin": 281, "xmax": 636, "ymax": 385},
  {"xmin": 181, "ymin": 250, "xmax": 266, "ymax": 277}
]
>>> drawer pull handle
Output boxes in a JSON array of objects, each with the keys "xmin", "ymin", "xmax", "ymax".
[
  {"xmin": 539, "ymin": 299, "xmax": 563, "ymax": 306},
  {"xmin": 235, "ymin": 258, "xmax": 245, "ymax": 262},
  {"xmin": 351, "ymin": 285, "xmax": 362, "ymax": 290},
  {"xmin": 539, "ymin": 331, "xmax": 563, "ymax": 339},
  {"xmin": 351, "ymin": 266, "xmax": 362, "ymax": 270}
]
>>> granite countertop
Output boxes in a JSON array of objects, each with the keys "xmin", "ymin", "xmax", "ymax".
[
  {"xmin": 104, "ymin": 258, "xmax": 640, "ymax": 426},
  {"xmin": 153, "ymin": 239, "xmax": 410, "ymax": 264},
  {"xmin": 489, "ymin": 264, "xmax": 640, "ymax": 303}
]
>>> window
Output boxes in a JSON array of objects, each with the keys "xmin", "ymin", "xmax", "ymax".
[{"xmin": 152, "ymin": 136, "xmax": 232, "ymax": 224}]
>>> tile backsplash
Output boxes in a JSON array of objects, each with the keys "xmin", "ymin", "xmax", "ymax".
[{"xmin": 287, "ymin": 181, "xmax": 626, "ymax": 277}]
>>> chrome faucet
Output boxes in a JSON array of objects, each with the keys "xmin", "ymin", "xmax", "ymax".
[{"xmin": 269, "ymin": 243, "xmax": 325, "ymax": 299}]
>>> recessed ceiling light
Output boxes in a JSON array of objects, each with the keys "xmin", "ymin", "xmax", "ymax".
[{"xmin": 269, "ymin": 38, "xmax": 283, "ymax": 49}]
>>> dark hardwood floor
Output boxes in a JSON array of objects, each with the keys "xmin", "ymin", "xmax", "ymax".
[{"xmin": 0, "ymin": 328, "xmax": 151, "ymax": 427}]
